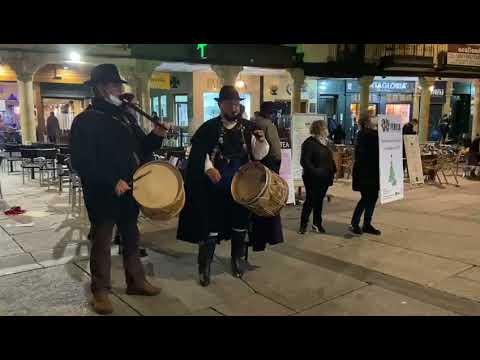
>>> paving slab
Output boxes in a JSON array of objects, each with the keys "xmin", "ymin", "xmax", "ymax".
[
  {"xmin": 12, "ymin": 225, "xmax": 90, "ymax": 252},
  {"xmin": 212, "ymin": 293, "xmax": 294, "ymax": 316},
  {"xmin": 456, "ymin": 267, "xmax": 480, "ymax": 283},
  {"xmin": 190, "ymin": 308, "xmax": 223, "ymax": 316},
  {"xmin": 0, "ymin": 253, "xmax": 40, "ymax": 277},
  {"xmin": 0, "ymin": 229, "xmax": 24, "ymax": 257},
  {"xmin": 296, "ymin": 285, "xmax": 456, "ymax": 316},
  {"xmin": 75, "ymin": 250, "xmax": 255, "ymax": 316},
  {"xmin": 332, "ymin": 207, "xmax": 480, "ymax": 238},
  {"xmin": 432, "ymin": 276, "xmax": 480, "ymax": 304},
  {"xmin": 321, "ymin": 240, "xmax": 471, "ymax": 286},
  {"xmin": 214, "ymin": 243, "xmax": 367, "ymax": 312},
  {"xmin": 30, "ymin": 243, "xmax": 91, "ymax": 268},
  {"xmin": 0, "ymin": 264, "xmax": 137, "ymax": 316},
  {"xmin": 369, "ymin": 228, "xmax": 480, "ymax": 266}
]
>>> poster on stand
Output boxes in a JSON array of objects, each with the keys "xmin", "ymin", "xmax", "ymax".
[
  {"xmin": 404, "ymin": 135, "xmax": 424, "ymax": 185},
  {"xmin": 378, "ymin": 115, "xmax": 404, "ymax": 204},
  {"xmin": 279, "ymin": 135, "xmax": 295, "ymax": 205},
  {"xmin": 291, "ymin": 113, "xmax": 328, "ymax": 181}
]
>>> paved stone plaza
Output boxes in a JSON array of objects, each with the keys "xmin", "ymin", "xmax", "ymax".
[{"xmin": 1, "ymin": 170, "xmax": 480, "ymax": 316}]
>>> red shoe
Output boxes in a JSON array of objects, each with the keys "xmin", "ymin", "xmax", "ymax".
[{"xmin": 4, "ymin": 206, "xmax": 26, "ymax": 216}]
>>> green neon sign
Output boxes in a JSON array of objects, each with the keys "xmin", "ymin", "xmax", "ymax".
[{"xmin": 196, "ymin": 44, "xmax": 208, "ymax": 59}]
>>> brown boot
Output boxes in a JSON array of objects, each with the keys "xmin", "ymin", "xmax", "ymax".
[
  {"xmin": 126, "ymin": 280, "xmax": 161, "ymax": 296},
  {"xmin": 91, "ymin": 292, "xmax": 113, "ymax": 315}
]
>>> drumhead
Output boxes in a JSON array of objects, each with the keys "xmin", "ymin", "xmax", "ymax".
[
  {"xmin": 133, "ymin": 161, "xmax": 182, "ymax": 209},
  {"xmin": 232, "ymin": 163, "xmax": 268, "ymax": 204}
]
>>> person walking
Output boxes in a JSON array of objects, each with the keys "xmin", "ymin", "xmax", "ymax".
[
  {"xmin": 299, "ymin": 120, "xmax": 336, "ymax": 234},
  {"xmin": 350, "ymin": 115, "xmax": 381, "ymax": 236}
]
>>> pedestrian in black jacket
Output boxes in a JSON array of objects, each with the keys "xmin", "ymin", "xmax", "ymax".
[
  {"xmin": 70, "ymin": 64, "xmax": 168, "ymax": 315},
  {"xmin": 350, "ymin": 115, "xmax": 381, "ymax": 236},
  {"xmin": 299, "ymin": 120, "xmax": 336, "ymax": 234}
]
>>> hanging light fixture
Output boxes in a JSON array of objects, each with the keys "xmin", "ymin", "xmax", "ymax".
[{"xmin": 235, "ymin": 79, "xmax": 245, "ymax": 89}]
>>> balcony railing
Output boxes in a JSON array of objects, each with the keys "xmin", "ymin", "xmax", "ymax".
[{"xmin": 364, "ymin": 44, "xmax": 448, "ymax": 65}]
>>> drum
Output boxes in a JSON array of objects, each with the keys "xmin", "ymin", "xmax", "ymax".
[
  {"xmin": 132, "ymin": 161, "xmax": 185, "ymax": 221},
  {"xmin": 231, "ymin": 162, "xmax": 288, "ymax": 217}
]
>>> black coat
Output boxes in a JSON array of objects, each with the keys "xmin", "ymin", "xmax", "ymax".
[
  {"xmin": 352, "ymin": 128, "xmax": 380, "ymax": 193},
  {"xmin": 177, "ymin": 116, "xmax": 283, "ymax": 249},
  {"xmin": 300, "ymin": 136, "xmax": 336, "ymax": 187},
  {"xmin": 70, "ymin": 97, "xmax": 164, "ymax": 223},
  {"xmin": 468, "ymin": 137, "xmax": 480, "ymax": 165},
  {"xmin": 177, "ymin": 117, "xmax": 255, "ymax": 244}
]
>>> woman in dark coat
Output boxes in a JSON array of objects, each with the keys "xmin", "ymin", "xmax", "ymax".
[
  {"xmin": 350, "ymin": 116, "xmax": 381, "ymax": 235},
  {"xmin": 299, "ymin": 120, "xmax": 336, "ymax": 234}
]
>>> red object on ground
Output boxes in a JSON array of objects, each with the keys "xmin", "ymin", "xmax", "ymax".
[{"xmin": 3, "ymin": 206, "xmax": 26, "ymax": 216}]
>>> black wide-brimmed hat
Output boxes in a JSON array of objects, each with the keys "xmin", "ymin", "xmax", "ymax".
[
  {"xmin": 215, "ymin": 85, "xmax": 244, "ymax": 102},
  {"xmin": 84, "ymin": 64, "xmax": 128, "ymax": 86}
]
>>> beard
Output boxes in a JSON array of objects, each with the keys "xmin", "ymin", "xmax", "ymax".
[{"xmin": 223, "ymin": 112, "xmax": 239, "ymax": 122}]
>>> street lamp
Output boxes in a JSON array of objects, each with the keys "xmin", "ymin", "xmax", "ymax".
[{"xmin": 69, "ymin": 52, "xmax": 81, "ymax": 63}]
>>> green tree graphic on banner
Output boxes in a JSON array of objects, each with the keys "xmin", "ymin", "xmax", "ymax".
[{"xmin": 389, "ymin": 154, "xmax": 397, "ymax": 186}]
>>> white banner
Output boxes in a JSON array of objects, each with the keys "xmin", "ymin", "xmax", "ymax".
[
  {"xmin": 404, "ymin": 135, "xmax": 424, "ymax": 185},
  {"xmin": 378, "ymin": 115, "xmax": 404, "ymax": 204},
  {"xmin": 279, "ymin": 148, "xmax": 295, "ymax": 205},
  {"xmin": 291, "ymin": 113, "xmax": 328, "ymax": 181}
]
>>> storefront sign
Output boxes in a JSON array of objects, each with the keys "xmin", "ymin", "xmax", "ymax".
[
  {"xmin": 431, "ymin": 81, "xmax": 446, "ymax": 103},
  {"xmin": 196, "ymin": 44, "xmax": 208, "ymax": 59},
  {"xmin": 346, "ymin": 80, "xmax": 416, "ymax": 93},
  {"xmin": 291, "ymin": 113, "xmax": 328, "ymax": 181},
  {"xmin": 150, "ymin": 73, "xmax": 171, "ymax": 90},
  {"xmin": 378, "ymin": 115, "xmax": 404, "ymax": 204},
  {"xmin": 279, "ymin": 135, "xmax": 295, "ymax": 205},
  {"xmin": 447, "ymin": 44, "xmax": 480, "ymax": 67},
  {"xmin": 404, "ymin": 135, "xmax": 424, "ymax": 185}
]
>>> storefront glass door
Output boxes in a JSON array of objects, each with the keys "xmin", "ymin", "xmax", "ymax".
[{"xmin": 385, "ymin": 103, "xmax": 411, "ymax": 126}]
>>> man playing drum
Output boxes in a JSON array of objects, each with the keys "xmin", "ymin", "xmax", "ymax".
[
  {"xmin": 178, "ymin": 86, "xmax": 280, "ymax": 287},
  {"xmin": 71, "ymin": 64, "xmax": 168, "ymax": 315}
]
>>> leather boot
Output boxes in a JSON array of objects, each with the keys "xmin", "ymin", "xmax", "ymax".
[
  {"xmin": 123, "ymin": 254, "xmax": 161, "ymax": 296},
  {"xmin": 231, "ymin": 231, "xmax": 247, "ymax": 278},
  {"xmin": 198, "ymin": 237, "xmax": 216, "ymax": 287},
  {"xmin": 91, "ymin": 291, "xmax": 113, "ymax": 315},
  {"xmin": 126, "ymin": 280, "xmax": 161, "ymax": 296}
]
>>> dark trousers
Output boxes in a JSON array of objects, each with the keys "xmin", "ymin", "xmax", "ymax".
[
  {"xmin": 48, "ymin": 135, "xmax": 57, "ymax": 143},
  {"xmin": 351, "ymin": 190, "xmax": 379, "ymax": 227},
  {"xmin": 300, "ymin": 176, "xmax": 329, "ymax": 227},
  {"xmin": 89, "ymin": 218, "xmax": 145, "ymax": 294}
]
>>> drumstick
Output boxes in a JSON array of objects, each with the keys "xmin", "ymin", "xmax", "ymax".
[
  {"xmin": 133, "ymin": 170, "xmax": 152, "ymax": 183},
  {"xmin": 130, "ymin": 170, "xmax": 153, "ymax": 188}
]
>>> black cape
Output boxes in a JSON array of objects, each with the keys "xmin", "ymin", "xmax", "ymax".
[{"xmin": 177, "ymin": 116, "xmax": 283, "ymax": 249}]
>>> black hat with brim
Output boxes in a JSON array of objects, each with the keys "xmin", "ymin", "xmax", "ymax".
[
  {"xmin": 215, "ymin": 85, "xmax": 244, "ymax": 102},
  {"xmin": 84, "ymin": 64, "xmax": 128, "ymax": 86}
]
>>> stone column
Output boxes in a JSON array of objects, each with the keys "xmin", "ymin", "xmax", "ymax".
[
  {"xmin": 442, "ymin": 80, "xmax": 453, "ymax": 117},
  {"xmin": 418, "ymin": 77, "xmax": 435, "ymax": 144},
  {"xmin": 6, "ymin": 52, "xmax": 47, "ymax": 144},
  {"xmin": 472, "ymin": 80, "xmax": 480, "ymax": 140},
  {"xmin": 211, "ymin": 65, "xmax": 243, "ymax": 87},
  {"xmin": 16, "ymin": 72, "xmax": 37, "ymax": 144},
  {"xmin": 358, "ymin": 76, "xmax": 374, "ymax": 119},
  {"xmin": 287, "ymin": 68, "xmax": 305, "ymax": 114},
  {"xmin": 34, "ymin": 83, "xmax": 45, "ymax": 141},
  {"xmin": 412, "ymin": 83, "xmax": 421, "ymax": 121},
  {"xmin": 118, "ymin": 60, "xmax": 159, "ymax": 131}
]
